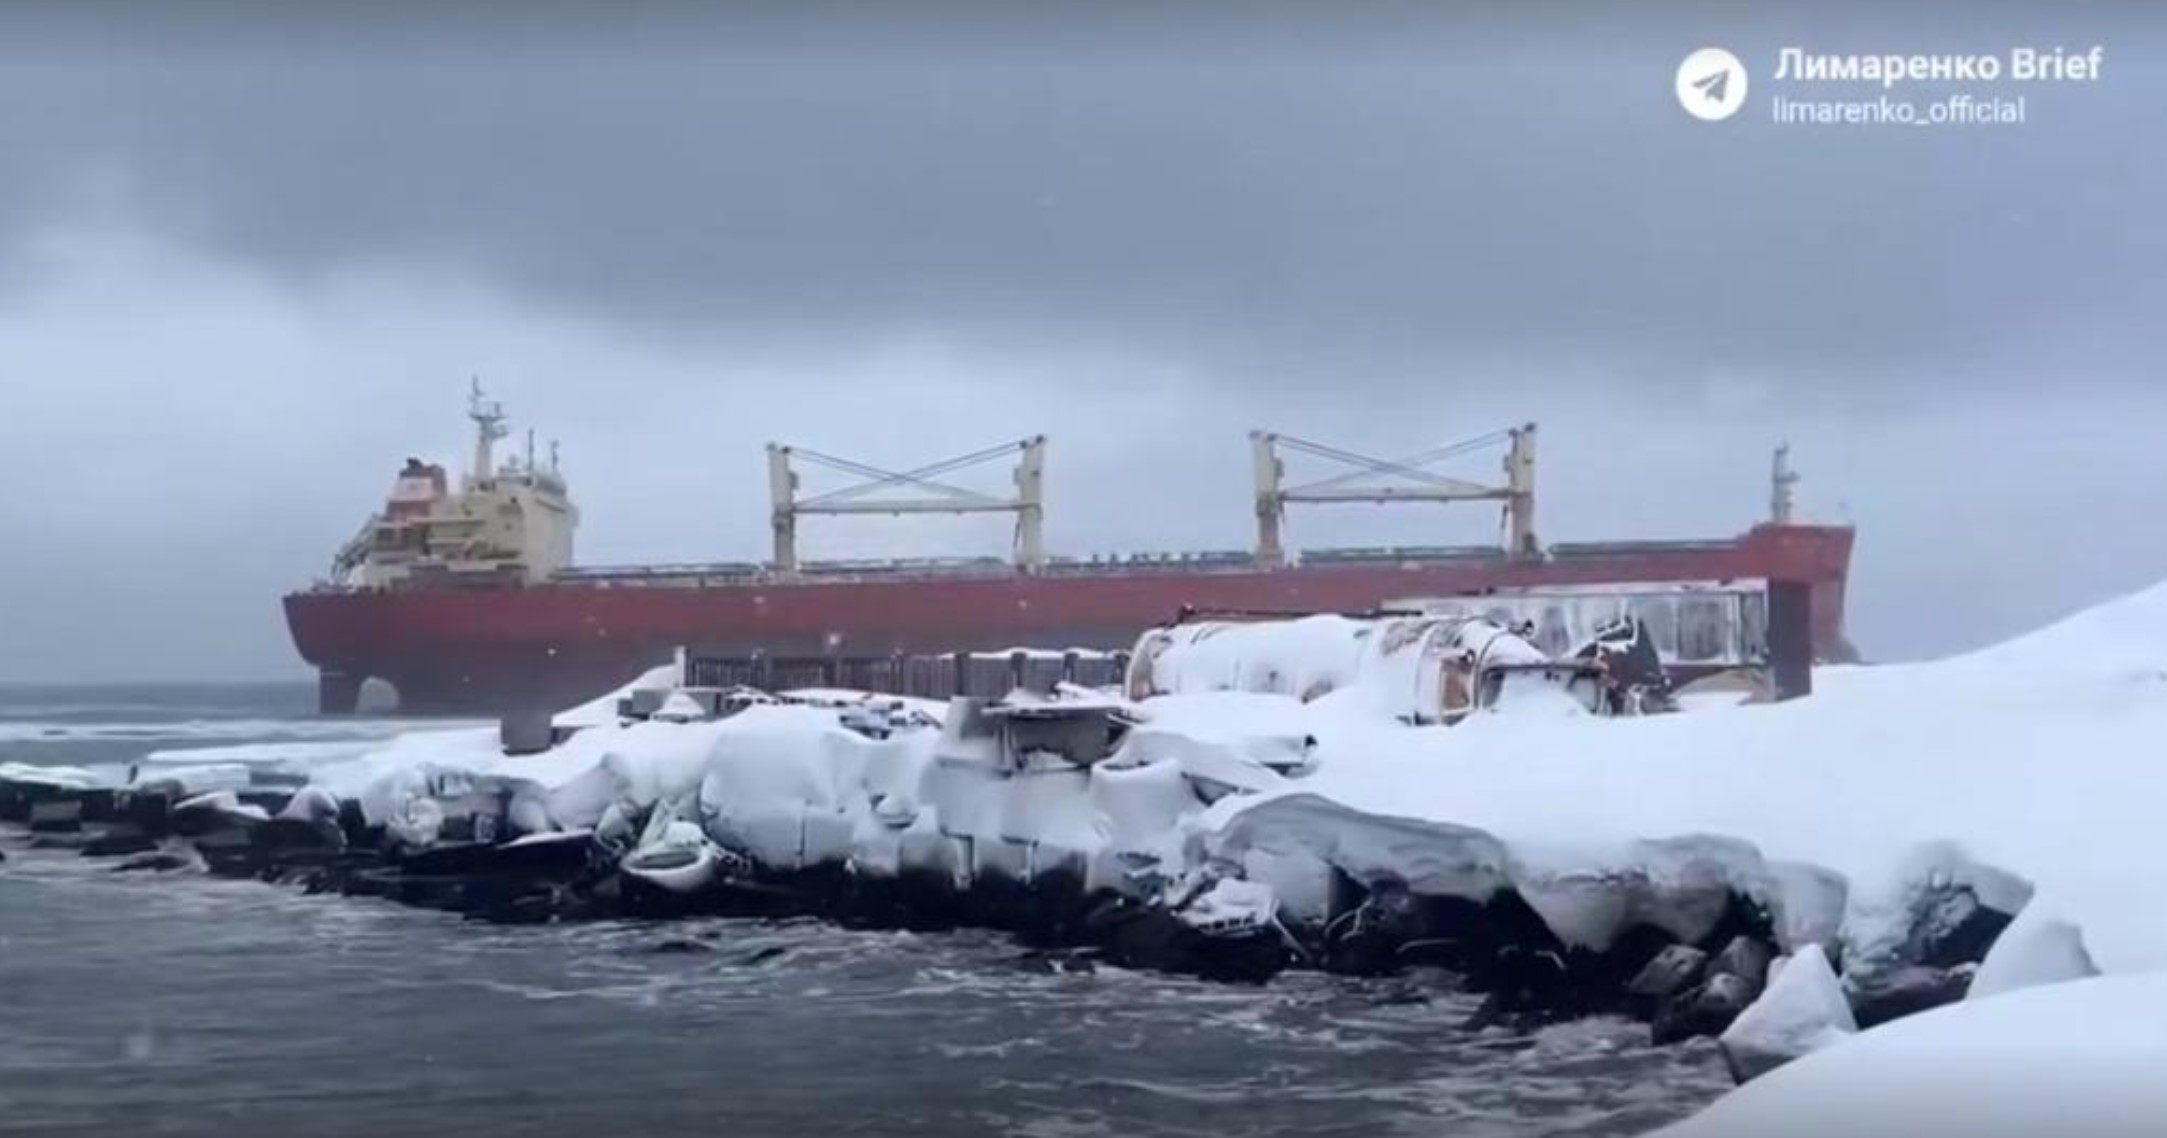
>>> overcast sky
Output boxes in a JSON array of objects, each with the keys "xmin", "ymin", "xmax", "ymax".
[{"xmin": 1, "ymin": 0, "xmax": 2163, "ymax": 682}]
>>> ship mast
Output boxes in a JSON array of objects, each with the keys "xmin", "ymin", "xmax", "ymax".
[
  {"xmin": 1770, "ymin": 442, "xmax": 1799, "ymax": 524},
  {"xmin": 468, "ymin": 376, "xmax": 509, "ymax": 486}
]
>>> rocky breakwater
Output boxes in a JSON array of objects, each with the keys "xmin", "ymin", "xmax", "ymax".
[{"xmin": 0, "ymin": 676, "xmax": 2036, "ymax": 1067}]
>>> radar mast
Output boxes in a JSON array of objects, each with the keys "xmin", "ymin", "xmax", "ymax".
[{"xmin": 468, "ymin": 376, "xmax": 509, "ymax": 485}]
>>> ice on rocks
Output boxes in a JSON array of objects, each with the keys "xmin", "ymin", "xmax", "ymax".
[
  {"xmin": 1717, "ymin": 943, "xmax": 1856, "ymax": 1085},
  {"xmin": 263, "ymin": 573, "xmax": 2167, "ymax": 1066},
  {"xmin": 134, "ymin": 763, "xmax": 253, "ymax": 797},
  {"xmin": 1841, "ymin": 841, "xmax": 2032, "ymax": 985}
]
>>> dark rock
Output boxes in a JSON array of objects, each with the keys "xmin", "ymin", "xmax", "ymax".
[
  {"xmin": 1710, "ymin": 935, "xmax": 1773, "ymax": 990},
  {"xmin": 76, "ymin": 789, "xmax": 122, "ymax": 823},
  {"xmin": 1089, "ymin": 894, "xmax": 1289, "ymax": 984},
  {"xmin": 170, "ymin": 801, "xmax": 264, "ymax": 840},
  {"xmin": 254, "ymin": 817, "xmax": 346, "ymax": 855},
  {"xmin": 27, "ymin": 798, "xmax": 83, "ymax": 833},
  {"xmin": 80, "ymin": 826, "xmax": 158, "ymax": 858},
  {"xmin": 643, "ymin": 937, "xmax": 715, "ymax": 955},
  {"xmin": 1626, "ymin": 944, "xmax": 1709, "ymax": 1004},
  {"xmin": 118, "ymin": 790, "xmax": 175, "ymax": 837},
  {"xmin": 1651, "ymin": 972, "xmax": 1758, "ymax": 1044},
  {"xmin": 1907, "ymin": 887, "xmax": 2017, "ymax": 970},
  {"xmin": 1847, "ymin": 964, "xmax": 1973, "ymax": 1029},
  {"xmin": 1322, "ymin": 880, "xmax": 1422, "ymax": 975},
  {"xmin": 394, "ymin": 841, "xmax": 501, "ymax": 876},
  {"xmin": 1586, "ymin": 923, "xmax": 1686, "ymax": 992},
  {"xmin": 113, "ymin": 851, "xmax": 193, "ymax": 873},
  {"xmin": 968, "ymin": 862, "xmax": 1094, "ymax": 947},
  {"xmin": 336, "ymin": 799, "xmax": 372, "ymax": 848}
]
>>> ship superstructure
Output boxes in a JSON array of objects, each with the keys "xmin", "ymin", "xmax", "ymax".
[{"xmin": 328, "ymin": 381, "xmax": 577, "ymax": 589}]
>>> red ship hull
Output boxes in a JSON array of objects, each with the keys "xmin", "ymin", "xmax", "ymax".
[{"xmin": 284, "ymin": 524, "xmax": 1854, "ymax": 714}]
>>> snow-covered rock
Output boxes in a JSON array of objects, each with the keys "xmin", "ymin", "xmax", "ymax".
[
  {"xmin": 1717, "ymin": 943, "xmax": 1856, "ymax": 1084},
  {"xmin": 133, "ymin": 763, "xmax": 253, "ymax": 798},
  {"xmin": 172, "ymin": 789, "xmax": 270, "ymax": 824},
  {"xmin": 0, "ymin": 762, "xmax": 109, "ymax": 791},
  {"xmin": 251, "ymin": 575, "xmax": 2167, "ymax": 1062},
  {"xmin": 1969, "ymin": 910, "xmax": 2101, "ymax": 1002}
]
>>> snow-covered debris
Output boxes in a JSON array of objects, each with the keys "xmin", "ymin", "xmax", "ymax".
[
  {"xmin": 1718, "ymin": 944, "xmax": 1856, "ymax": 1084},
  {"xmin": 651, "ymin": 691, "xmax": 710, "ymax": 723},
  {"xmin": 1125, "ymin": 613, "xmax": 1601, "ymax": 724},
  {"xmin": 553, "ymin": 663, "xmax": 681, "ymax": 727},
  {"xmin": 1658, "ymin": 970, "xmax": 2167, "ymax": 1138}
]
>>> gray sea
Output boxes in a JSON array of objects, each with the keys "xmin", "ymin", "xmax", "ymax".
[{"xmin": 0, "ymin": 684, "xmax": 1731, "ymax": 1138}]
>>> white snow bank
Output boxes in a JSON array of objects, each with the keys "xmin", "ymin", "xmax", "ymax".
[
  {"xmin": 1658, "ymin": 970, "xmax": 2167, "ymax": 1138},
  {"xmin": 1207, "ymin": 578, "xmax": 2167, "ymax": 970},
  {"xmin": 1950, "ymin": 577, "xmax": 2167, "ymax": 681}
]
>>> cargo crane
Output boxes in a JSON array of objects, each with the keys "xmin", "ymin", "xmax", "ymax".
[
  {"xmin": 765, "ymin": 437, "xmax": 1048, "ymax": 574},
  {"xmin": 1249, "ymin": 424, "xmax": 1538, "ymax": 568}
]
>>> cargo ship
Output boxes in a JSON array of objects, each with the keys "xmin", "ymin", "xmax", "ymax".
[{"xmin": 283, "ymin": 386, "xmax": 1855, "ymax": 713}]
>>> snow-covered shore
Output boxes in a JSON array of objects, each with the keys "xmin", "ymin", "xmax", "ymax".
[{"xmin": 10, "ymin": 583, "xmax": 2167, "ymax": 1134}]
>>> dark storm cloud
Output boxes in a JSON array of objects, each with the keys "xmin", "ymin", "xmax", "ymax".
[
  {"xmin": 1, "ymin": 0, "xmax": 2160, "ymax": 392},
  {"xmin": 3, "ymin": 0, "xmax": 2166, "ymax": 681}
]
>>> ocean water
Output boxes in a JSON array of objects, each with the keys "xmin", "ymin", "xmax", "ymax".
[{"xmin": 0, "ymin": 684, "xmax": 1732, "ymax": 1138}]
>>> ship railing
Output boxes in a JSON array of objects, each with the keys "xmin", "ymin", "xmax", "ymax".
[
  {"xmin": 680, "ymin": 646, "xmax": 1133, "ymax": 701},
  {"xmin": 312, "ymin": 536, "xmax": 1770, "ymax": 595},
  {"xmin": 1548, "ymin": 539, "xmax": 1738, "ymax": 557}
]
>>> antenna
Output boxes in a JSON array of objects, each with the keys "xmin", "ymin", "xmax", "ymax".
[
  {"xmin": 549, "ymin": 439, "xmax": 561, "ymax": 473},
  {"xmin": 466, "ymin": 376, "xmax": 509, "ymax": 484}
]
